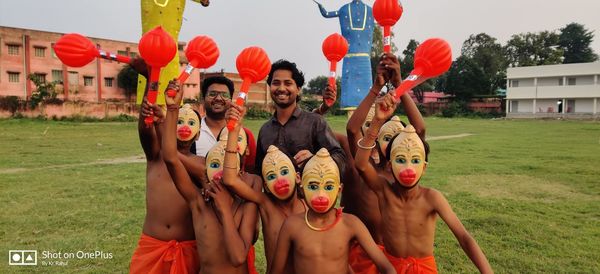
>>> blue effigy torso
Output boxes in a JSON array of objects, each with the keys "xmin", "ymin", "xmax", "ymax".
[{"xmin": 330, "ymin": 1, "xmax": 374, "ymax": 108}]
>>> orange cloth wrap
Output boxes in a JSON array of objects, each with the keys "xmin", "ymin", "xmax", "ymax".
[
  {"xmin": 349, "ymin": 242, "xmax": 384, "ymax": 274},
  {"xmin": 129, "ymin": 233, "xmax": 199, "ymax": 274},
  {"xmin": 247, "ymin": 245, "xmax": 259, "ymax": 274},
  {"xmin": 385, "ymin": 251, "xmax": 438, "ymax": 274}
]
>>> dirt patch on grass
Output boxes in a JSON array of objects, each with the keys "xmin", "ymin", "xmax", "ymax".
[
  {"xmin": 442, "ymin": 174, "xmax": 598, "ymax": 203},
  {"xmin": 0, "ymin": 155, "xmax": 145, "ymax": 174}
]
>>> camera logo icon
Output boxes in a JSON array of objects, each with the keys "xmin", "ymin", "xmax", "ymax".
[{"xmin": 8, "ymin": 250, "xmax": 37, "ymax": 266}]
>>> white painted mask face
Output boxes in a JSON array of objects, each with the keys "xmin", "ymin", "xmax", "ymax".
[
  {"xmin": 262, "ymin": 146, "xmax": 296, "ymax": 200},
  {"xmin": 377, "ymin": 116, "xmax": 404, "ymax": 158},
  {"xmin": 177, "ymin": 104, "xmax": 200, "ymax": 142},
  {"xmin": 389, "ymin": 125, "xmax": 426, "ymax": 188},
  {"xmin": 301, "ymin": 148, "xmax": 341, "ymax": 213}
]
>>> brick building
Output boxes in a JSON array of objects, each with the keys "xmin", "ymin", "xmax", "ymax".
[{"xmin": 0, "ymin": 26, "xmax": 270, "ymax": 111}]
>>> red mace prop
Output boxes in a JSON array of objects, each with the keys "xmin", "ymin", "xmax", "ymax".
[
  {"xmin": 373, "ymin": 0, "xmax": 403, "ymax": 53},
  {"xmin": 53, "ymin": 33, "xmax": 131, "ymax": 67},
  {"xmin": 166, "ymin": 35, "xmax": 219, "ymax": 97},
  {"xmin": 227, "ymin": 47, "xmax": 271, "ymax": 131},
  {"xmin": 393, "ymin": 38, "xmax": 452, "ymax": 99},
  {"xmin": 138, "ymin": 26, "xmax": 177, "ymax": 126},
  {"xmin": 321, "ymin": 33, "xmax": 348, "ymax": 107}
]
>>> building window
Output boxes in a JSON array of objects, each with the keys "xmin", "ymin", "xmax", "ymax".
[
  {"xmin": 34, "ymin": 46, "xmax": 46, "ymax": 57},
  {"xmin": 567, "ymin": 77, "xmax": 576, "ymax": 86},
  {"xmin": 8, "ymin": 72, "xmax": 20, "ymax": 83},
  {"xmin": 558, "ymin": 78, "xmax": 563, "ymax": 86},
  {"xmin": 8, "ymin": 45, "xmax": 20, "ymax": 55},
  {"xmin": 117, "ymin": 50, "xmax": 128, "ymax": 56},
  {"xmin": 68, "ymin": 71, "xmax": 79, "ymax": 85},
  {"xmin": 84, "ymin": 76, "xmax": 94, "ymax": 86},
  {"xmin": 129, "ymin": 52, "xmax": 138, "ymax": 58},
  {"xmin": 32, "ymin": 73, "xmax": 47, "ymax": 83},
  {"xmin": 511, "ymin": 80, "xmax": 519, "ymax": 88},
  {"xmin": 51, "ymin": 43, "xmax": 57, "ymax": 58},
  {"xmin": 52, "ymin": 70, "xmax": 63, "ymax": 83},
  {"xmin": 104, "ymin": 77, "xmax": 114, "ymax": 87}
]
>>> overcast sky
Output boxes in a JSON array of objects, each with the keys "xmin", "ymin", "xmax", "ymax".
[{"xmin": 1, "ymin": 0, "xmax": 599, "ymax": 81}]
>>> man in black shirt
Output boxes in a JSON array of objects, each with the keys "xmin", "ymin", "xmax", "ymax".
[{"xmin": 254, "ymin": 59, "xmax": 346, "ymax": 176}]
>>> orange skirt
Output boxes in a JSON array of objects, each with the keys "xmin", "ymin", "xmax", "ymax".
[
  {"xmin": 247, "ymin": 245, "xmax": 259, "ymax": 274},
  {"xmin": 385, "ymin": 251, "xmax": 438, "ymax": 274},
  {"xmin": 348, "ymin": 241, "xmax": 385, "ymax": 274},
  {"xmin": 129, "ymin": 233, "xmax": 199, "ymax": 274}
]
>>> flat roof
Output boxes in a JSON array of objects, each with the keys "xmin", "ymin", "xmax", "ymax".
[{"xmin": 507, "ymin": 62, "xmax": 600, "ymax": 79}]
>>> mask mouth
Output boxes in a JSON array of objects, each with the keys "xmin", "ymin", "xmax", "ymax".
[
  {"xmin": 310, "ymin": 196, "xmax": 331, "ymax": 213},
  {"xmin": 398, "ymin": 168, "xmax": 416, "ymax": 186},
  {"xmin": 273, "ymin": 179, "xmax": 291, "ymax": 197},
  {"xmin": 177, "ymin": 126, "xmax": 192, "ymax": 140},
  {"xmin": 211, "ymin": 170, "xmax": 224, "ymax": 182}
]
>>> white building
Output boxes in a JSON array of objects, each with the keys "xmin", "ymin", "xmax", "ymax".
[{"xmin": 506, "ymin": 62, "xmax": 600, "ymax": 119}]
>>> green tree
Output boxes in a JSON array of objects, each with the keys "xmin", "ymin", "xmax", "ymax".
[
  {"xmin": 436, "ymin": 56, "xmax": 488, "ymax": 102},
  {"xmin": 559, "ymin": 22, "xmax": 598, "ymax": 64},
  {"xmin": 461, "ymin": 33, "xmax": 508, "ymax": 92},
  {"xmin": 303, "ymin": 76, "xmax": 329, "ymax": 95},
  {"xmin": 117, "ymin": 65, "xmax": 139, "ymax": 102},
  {"xmin": 504, "ymin": 31, "xmax": 563, "ymax": 67},
  {"xmin": 28, "ymin": 74, "xmax": 59, "ymax": 109}
]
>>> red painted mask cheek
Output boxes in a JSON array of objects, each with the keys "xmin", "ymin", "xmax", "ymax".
[
  {"xmin": 177, "ymin": 126, "xmax": 192, "ymax": 140},
  {"xmin": 310, "ymin": 196, "xmax": 331, "ymax": 213},
  {"xmin": 273, "ymin": 178, "xmax": 291, "ymax": 196},
  {"xmin": 399, "ymin": 168, "xmax": 416, "ymax": 185}
]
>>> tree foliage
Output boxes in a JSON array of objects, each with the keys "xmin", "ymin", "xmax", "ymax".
[
  {"xmin": 504, "ymin": 31, "xmax": 564, "ymax": 67},
  {"xmin": 559, "ymin": 22, "xmax": 598, "ymax": 64},
  {"xmin": 117, "ymin": 65, "xmax": 139, "ymax": 102}
]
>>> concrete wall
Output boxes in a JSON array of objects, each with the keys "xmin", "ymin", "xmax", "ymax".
[{"xmin": 573, "ymin": 98, "xmax": 594, "ymax": 113}]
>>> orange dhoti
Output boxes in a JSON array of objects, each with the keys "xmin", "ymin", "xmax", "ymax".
[
  {"xmin": 385, "ymin": 251, "xmax": 438, "ymax": 274},
  {"xmin": 129, "ymin": 233, "xmax": 199, "ymax": 274},
  {"xmin": 349, "ymin": 242, "xmax": 385, "ymax": 274},
  {"xmin": 247, "ymin": 245, "xmax": 259, "ymax": 274}
]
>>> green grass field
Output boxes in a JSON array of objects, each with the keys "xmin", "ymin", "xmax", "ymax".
[{"xmin": 1, "ymin": 117, "xmax": 599, "ymax": 273}]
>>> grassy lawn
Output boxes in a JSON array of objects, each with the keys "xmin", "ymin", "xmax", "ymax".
[{"xmin": 1, "ymin": 117, "xmax": 599, "ymax": 273}]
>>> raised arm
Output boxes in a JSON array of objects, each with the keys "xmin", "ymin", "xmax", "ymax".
[
  {"xmin": 354, "ymin": 94, "xmax": 398, "ymax": 193},
  {"xmin": 138, "ymin": 97, "xmax": 163, "ymax": 161},
  {"xmin": 178, "ymin": 153, "xmax": 208, "ymax": 187},
  {"xmin": 349, "ymin": 215, "xmax": 396, "ymax": 274},
  {"xmin": 314, "ymin": 0, "xmax": 339, "ymax": 18},
  {"xmin": 432, "ymin": 190, "xmax": 493, "ymax": 274},
  {"xmin": 267, "ymin": 217, "xmax": 294, "ymax": 274},
  {"xmin": 223, "ymin": 104, "xmax": 266, "ymax": 205},
  {"xmin": 161, "ymin": 80, "xmax": 199, "ymax": 204},
  {"xmin": 312, "ymin": 84, "xmax": 336, "ymax": 116},
  {"xmin": 347, "ymin": 55, "xmax": 387, "ymax": 155},
  {"xmin": 383, "ymin": 53, "xmax": 426, "ymax": 139}
]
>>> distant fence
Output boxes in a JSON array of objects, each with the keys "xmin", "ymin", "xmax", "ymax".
[{"xmin": 0, "ymin": 100, "xmax": 139, "ymax": 119}]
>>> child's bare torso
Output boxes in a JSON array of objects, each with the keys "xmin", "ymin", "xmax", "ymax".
[{"xmin": 379, "ymin": 184, "xmax": 438, "ymax": 258}]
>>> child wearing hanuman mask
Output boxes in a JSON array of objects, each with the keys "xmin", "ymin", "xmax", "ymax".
[
  {"xmin": 161, "ymin": 79, "xmax": 259, "ymax": 274},
  {"xmin": 354, "ymin": 93, "xmax": 493, "ymax": 274},
  {"xmin": 268, "ymin": 147, "xmax": 396, "ymax": 274},
  {"xmin": 223, "ymin": 104, "xmax": 306, "ymax": 273}
]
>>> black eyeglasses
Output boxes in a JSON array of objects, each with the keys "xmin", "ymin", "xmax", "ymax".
[{"xmin": 206, "ymin": 90, "xmax": 231, "ymax": 99}]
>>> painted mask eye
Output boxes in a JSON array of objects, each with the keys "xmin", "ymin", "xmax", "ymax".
[
  {"xmin": 188, "ymin": 120, "xmax": 196, "ymax": 127},
  {"xmin": 238, "ymin": 136, "xmax": 243, "ymax": 142},
  {"xmin": 177, "ymin": 119, "xmax": 184, "ymax": 125},
  {"xmin": 267, "ymin": 174, "xmax": 276, "ymax": 181},
  {"xmin": 364, "ymin": 122, "xmax": 371, "ymax": 128},
  {"xmin": 308, "ymin": 184, "xmax": 319, "ymax": 191},
  {"xmin": 383, "ymin": 135, "xmax": 392, "ymax": 142},
  {"xmin": 324, "ymin": 184, "xmax": 335, "ymax": 191},
  {"xmin": 395, "ymin": 158, "xmax": 406, "ymax": 164},
  {"xmin": 209, "ymin": 162, "xmax": 220, "ymax": 169},
  {"xmin": 280, "ymin": 168, "xmax": 289, "ymax": 176},
  {"xmin": 411, "ymin": 159, "xmax": 421, "ymax": 164}
]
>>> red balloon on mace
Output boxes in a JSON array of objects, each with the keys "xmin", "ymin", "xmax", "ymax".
[
  {"xmin": 393, "ymin": 38, "xmax": 452, "ymax": 99},
  {"xmin": 53, "ymin": 33, "xmax": 131, "ymax": 67},
  {"xmin": 227, "ymin": 47, "xmax": 271, "ymax": 131},
  {"xmin": 138, "ymin": 26, "xmax": 177, "ymax": 126},
  {"xmin": 321, "ymin": 33, "xmax": 348, "ymax": 107},
  {"xmin": 166, "ymin": 35, "xmax": 219, "ymax": 97},
  {"xmin": 373, "ymin": 0, "xmax": 403, "ymax": 53}
]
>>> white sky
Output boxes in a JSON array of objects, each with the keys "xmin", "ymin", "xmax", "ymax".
[{"xmin": 1, "ymin": 0, "xmax": 599, "ymax": 81}]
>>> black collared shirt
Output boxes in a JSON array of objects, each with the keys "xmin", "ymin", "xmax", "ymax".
[{"xmin": 255, "ymin": 107, "xmax": 346, "ymax": 176}]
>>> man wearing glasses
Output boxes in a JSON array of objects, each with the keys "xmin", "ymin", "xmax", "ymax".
[{"xmin": 194, "ymin": 76, "xmax": 235, "ymax": 157}]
